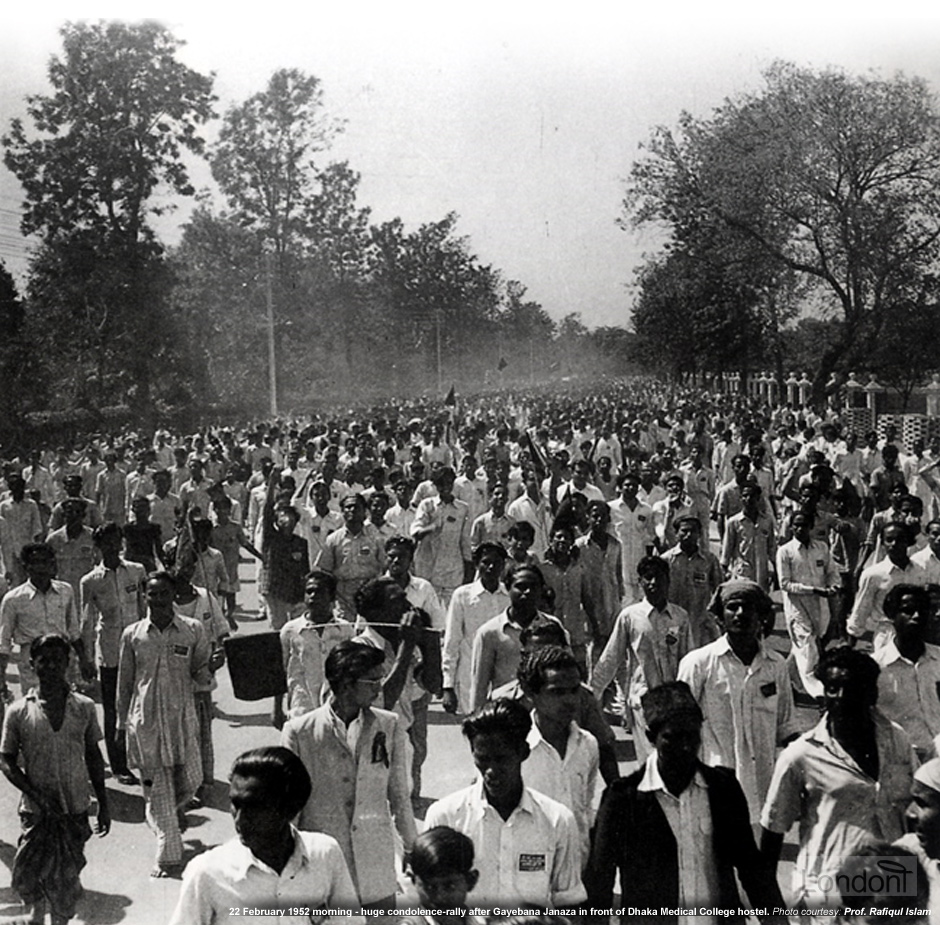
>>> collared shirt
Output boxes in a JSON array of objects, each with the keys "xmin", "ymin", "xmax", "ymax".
[
  {"xmin": 0, "ymin": 497, "xmax": 42, "ymax": 555},
  {"xmin": 455, "ymin": 475, "xmax": 490, "ymax": 527},
  {"xmin": 470, "ymin": 610, "xmax": 566, "ymax": 712},
  {"xmin": 661, "ymin": 546, "xmax": 722, "ymax": 648},
  {"xmin": 400, "ymin": 574, "xmax": 446, "ymax": 632},
  {"xmin": 410, "ymin": 497, "xmax": 472, "ymax": 590},
  {"xmin": 315, "ymin": 526, "xmax": 384, "ymax": 587},
  {"xmin": 424, "ymin": 779, "xmax": 586, "ymax": 910},
  {"xmin": 525, "ymin": 717, "xmax": 599, "ymax": 860},
  {"xmin": 776, "ymin": 537, "xmax": 841, "ymax": 635},
  {"xmin": 193, "ymin": 546, "xmax": 231, "ymax": 597},
  {"xmin": 875, "ymin": 640, "xmax": 940, "ymax": 754},
  {"xmin": 148, "ymin": 490, "xmax": 180, "ymax": 545},
  {"xmin": 507, "ymin": 494, "xmax": 551, "ymax": 559},
  {"xmin": 678, "ymin": 635, "xmax": 798, "ymax": 823},
  {"xmin": 0, "ymin": 689, "xmax": 102, "ymax": 815},
  {"xmin": 847, "ymin": 557, "xmax": 928, "ymax": 640},
  {"xmin": 80, "ymin": 559, "xmax": 147, "ymax": 667},
  {"xmin": 541, "ymin": 557, "xmax": 589, "ymax": 646},
  {"xmin": 638, "ymin": 755, "xmax": 719, "ymax": 925},
  {"xmin": 720, "ymin": 511, "xmax": 776, "ymax": 592},
  {"xmin": 607, "ymin": 497, "xmax": 654, "ymax": 592},
  {"xmin": 46, "ymin": 525, "xmax": 98, "ymax": 600},
  {"xmin": 469, "ymin": 511, "xmax": 516, "ymax": 552},
  {"xmin": 95, "ymin": 468, "xmax": 126, "ymax": 518},
  {"xmin": 0, "ymin": 579, "xmax": 79, "ymax": 655},
  {"xmin": 353, "ymin": 623, "xmax": 418, "ymax": 731},
  {"xmin": 761, "ymin": 712, "xmax": 915, "ymax": 905},
  {"xmin": 280, "ymin": 614, "xmax": 354, "ymax": 718},
  {"xmin": 442, "ymin": 579, "xmax": 511, "ymax": 713},
  {"xmin": 297, "ymin": 507, "xmax": 344, "ymax": 570},
  {"xmin": 575, "ymin": 533, "xmax": 624, "ymax": 638},
  {"xmin": 591, "ymin": 598, "xmax": 692, "ymax": 712},
  {"xmin": 911, "ymin": 545, "xmax": 940, "ymax": 586},
  {"xmin": 116, "ymin": 612, "xmax": 211, "ymax": 769},
  {"xmin": 169, "ymin": 828, "xmax": 361, "ymax": 925}
]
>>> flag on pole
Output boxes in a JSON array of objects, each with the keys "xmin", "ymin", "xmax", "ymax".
[
  {"xmin": 444, "ymin": 384, "xmax": 456, "ymax": 406},
  {"xmin": 498, "ymin": 357, "xmax": 508, "ymax": 371},
  {"xmin": 521, "ymin": 428, "xmax": 548, "ymax": 481}
]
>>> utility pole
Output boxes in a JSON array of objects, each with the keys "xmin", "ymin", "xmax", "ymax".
[{"xmin": 264, "ymin": 250, "xmax": 278, "ymax": 416}]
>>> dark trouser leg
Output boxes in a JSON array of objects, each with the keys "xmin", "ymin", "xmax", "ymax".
[{"xmin": 409, "ymin": 691, "xmax": 431, "ymax": 797}]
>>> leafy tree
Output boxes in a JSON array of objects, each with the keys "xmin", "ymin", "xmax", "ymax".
[
  {"xmin": 626, "ymin": 62, "xmax": 940, "ymax": 398},
  {"xmin": 2, "ymin": 20, "xmax": 215, "ymax": 418}
]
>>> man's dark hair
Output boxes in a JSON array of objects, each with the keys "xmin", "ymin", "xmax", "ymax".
[
  {"xmin": 472, "ymin": 541, "xmax": 508, "ymax": 566},
  {"xmin": 504, "ymin": 562, "xmax": 545, "ymax": 588},
  {"xmin": 883, "ymin": 583, "xmax": 931, "ymax": 621},
  {"xmin": 815, "ymin": 645, "xmax": 880, "ymax": 692},
  {"xmin": 20, "ymin": 542, "xmax": 54, "ymax": 566},
  {"xmin": 462, "ymin": 698, "xmax": 532, "ymax": 745},
  {"xmin": 641, "ymin": 681, "xmax": 703, "ymax": 738},
  {"xmin": 92, "ymin": 522, "xmax": 123, "ymax": 546},
  {"xmin": 384, "ymin": 535, "xmax": 415, "ymax": 556},
  {"xmin": 305, "ymin": 568, "xmax": 337, "ymax": 597},
  {"xmin": 354, "ymin": 576, "xmax": 399, "ymax": 619},
  {"xmin": 407, "ymin": 826, "xmax": 475, "ymax": 879},
  {"xmin": 518, "ymin": 645, "xmax": 580, "ymax": 694},
  {"xmin": 519, "ymin": 620, "xmax": 567, "ymax": 649},
  {"xmin": 29, "ymin": 633, "xmax": 71, "ymax": 661},
  {"xmin": 637, "ymin": 555, "xmax": 669, "ymax": 581},
  {"xmin": 325, "ymin": 639, "xmax": 385, "ymax": 690},
  {"xmin": 230, "ymin": 746, "xmax": 312, "ymax": 819}
]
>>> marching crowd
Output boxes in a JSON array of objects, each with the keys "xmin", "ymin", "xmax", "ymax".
[{"xmin": 2, "ymin": 377, "xmax": 940, "ymax": 923}]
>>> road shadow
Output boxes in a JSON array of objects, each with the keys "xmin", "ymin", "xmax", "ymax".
[{"xmin": 79, "ymin": 888, "xmax": 133, "ymax": 923}]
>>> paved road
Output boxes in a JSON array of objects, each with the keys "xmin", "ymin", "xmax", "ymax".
[{"xmin": 0, "ymin": 550, "xmax": 808, "ymax": 924}]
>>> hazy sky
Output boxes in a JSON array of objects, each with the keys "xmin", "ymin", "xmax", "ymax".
[{"xmin": 3, "ymin": 1, "xmax": 940, "ymax": 329}]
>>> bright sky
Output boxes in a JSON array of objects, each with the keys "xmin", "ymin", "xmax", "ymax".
[{"xmin": 3, "ymin": 1, "xmax": 940, "ymax": 328}]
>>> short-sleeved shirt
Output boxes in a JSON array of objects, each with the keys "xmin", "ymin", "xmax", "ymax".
[
  {"xmin": 80, "ymin": 560, "xmax": 147, "ymax": 667},
  {"xmin": 0, "ymin": 689, "xmax": 102, "ymax": 814},
  {"xmin": 0, "ymin": 579, "xmax": 79, "ymax": 656},
  {"xmin": 169, "ymin": 829, "xmax": 360, "ymax": 925},
  {"xmin": 424, "ymin": 780, "xmax": 586, "ymax": 910},
  {"xmin": 760, "ymin": 712, "xmax": 915, "ymax": 905}
]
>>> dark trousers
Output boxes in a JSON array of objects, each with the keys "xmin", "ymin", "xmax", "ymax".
[{"xmin": 99, "ymin": 666, "xmax": 128, "ymax": 774}]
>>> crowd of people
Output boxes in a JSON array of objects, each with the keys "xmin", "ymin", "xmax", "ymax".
[{"xmin": 2, "ymin": 376, "xmax": 940, "ymax": 923}]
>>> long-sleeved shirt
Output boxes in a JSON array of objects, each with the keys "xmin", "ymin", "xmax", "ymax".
[
  {"xmin": 591, "ymin": 598, "xmax": 692, "ymax": 712},
  {"xmin": 776, "ymin": 537, "xmax": 841, "ymax": 636},
  {"xmin": 410, "ymin": 497, "xmax": 471, "ymax": 591},
  {"xmin": 442, "ymin": 579, "xmax": 510, "ymax": 713},
  {"xmin": 847, "ymin": 557, "xmax": 928, "ymax": 641},
  {"xmin": 720, "ymin": 511, "xmax": 776, "ymax": 592},
  {"xmin": 116, "ymin": 612, "xmax": 210, "ymax": 770}
]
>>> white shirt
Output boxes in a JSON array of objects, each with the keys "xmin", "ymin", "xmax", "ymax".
[
  {"xmin": 442, "ymin": 579, "xmax": 511, "ymax": 714},
  {"xmin": 874, "ymin": 639, "xmax": 940, "ymax": 754},
  {"xmin": 169, "ymin": 828, "xmax": 361, "ymax": 925},
  {"xmin": 525, "ymin": 717, "xmax": 599, "ymax": 860},
  {"xmin": 423, "ymin": 779, "xmax": 586, "ymax": 910},
  {"xmin": 638, "ymin": 755, "xmax": 719, "ymax": 925},
  {"xmin": 847, "ymin": 557, "xmax": 928, "ymax": 642},
  {"xmin": 678, "ymin": 635, "xmax": 798, "ymax": 823}
]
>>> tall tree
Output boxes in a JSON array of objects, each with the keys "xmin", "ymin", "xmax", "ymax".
[
  {"xmin": 3, "ymin": 20, "xmax": 215, "ymax": 417},
  {"xmin": 626, "ymin": 62, "xmax": 940, "ymax": 398},
  {"xmin": 211, "ymin": 68, "xmax": 341, "ymax": 259}
]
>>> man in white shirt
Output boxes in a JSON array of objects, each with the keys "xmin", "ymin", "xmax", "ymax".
[
  {"xmin": 874, "ymin": 583, "xmax": 940, "ymax": 760},
  {"xmin": 607, "ymin": 471, "xmax": 654, "ymax": 606},
  {"xmin": 776, "ymin": 511, "xmax": 841, "ymax": 698},
  {"xmin": 678, "ymin": 580, "xmax": 799, "ymax": 825},
  {"xmin": 424, "ymin": 698, "xmax": 586, "ymax": 911},
  {"xmin": 848, "ymin": 521, "xmax": 928, "ymax": 651},
  {"xmin": 170, "ymin": 746, "xmax": 360, "ymax": 925},
  {"xmin": 518, "ymin": 644, "xmax": 598, "ymax": 861}
]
